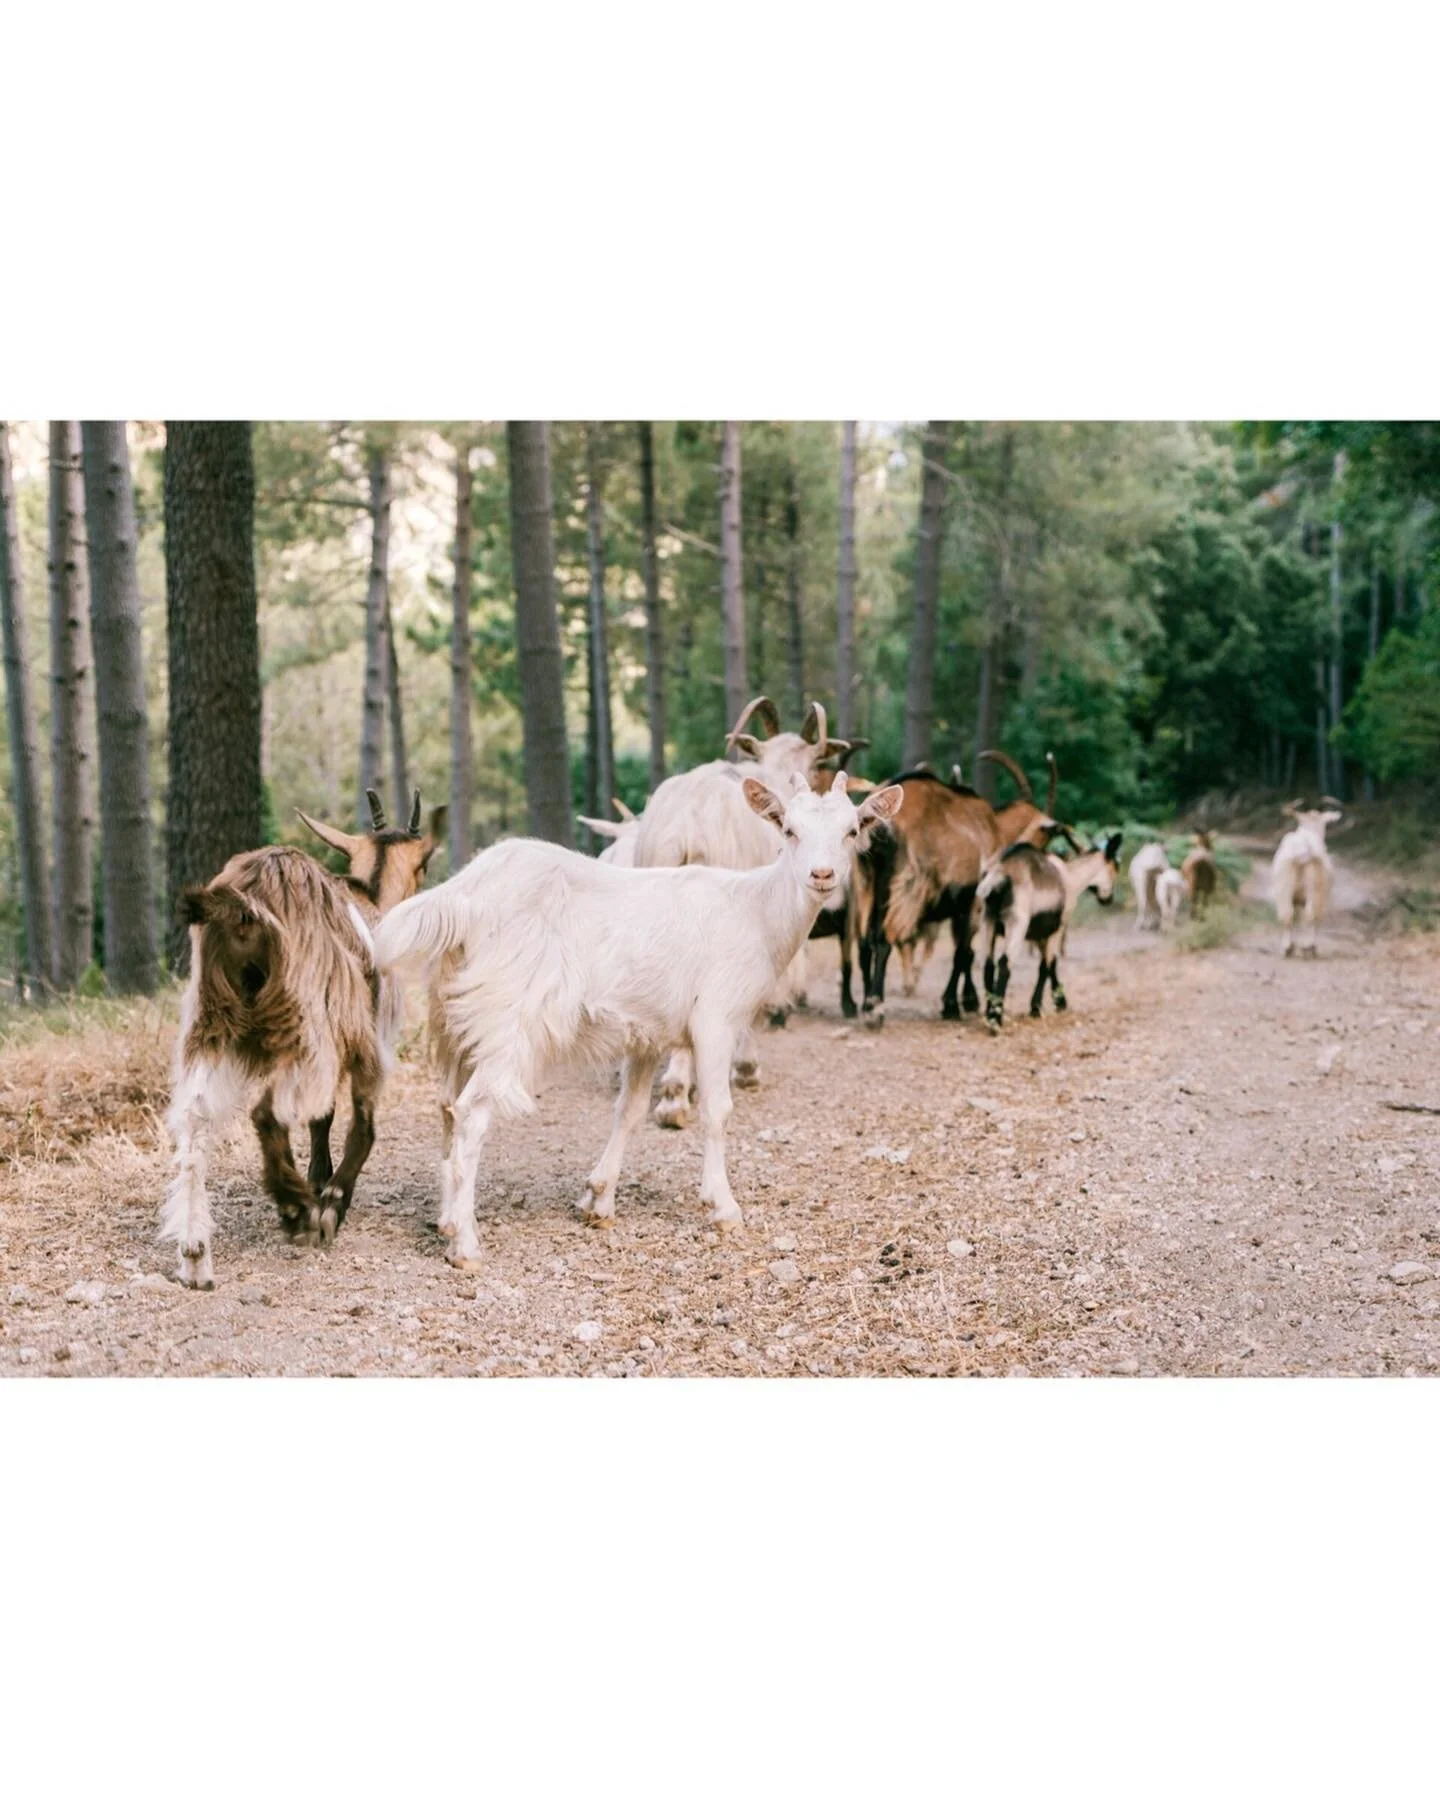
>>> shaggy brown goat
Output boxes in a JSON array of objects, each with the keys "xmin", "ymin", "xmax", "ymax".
[
  {"xmin": 162, "ymin": 788, "xmax": 444, "ymax": 1289},
  {"xmin": 1181, "ymin": 831, "xmax": 1219, "ymax": 914}
]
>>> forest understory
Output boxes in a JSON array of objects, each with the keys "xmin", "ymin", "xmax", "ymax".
[{"xmin": 3, "ymin": 849, "xmax": 1439, "ymax": 1379}]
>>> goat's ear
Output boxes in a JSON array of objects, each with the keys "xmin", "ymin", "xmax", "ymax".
[
  {"xmin": 742, "ymin": 777, "xmax": 787, "ymax": 831},
  {"xmin": 423, "ymin": 805, "xmax": 449, "ymax": 858},
  {"xmin": 1320, "ymin": 808, "xmax": 1343, "ymax": 825},
  {"xmin": 578, "ymin": 815, "xmax": 624, "ymax": 839},
  {"xmin": 296, "ymin": 810, "xmax": 362, "ymax": 859},
  {"xmin": 731, "ymin": 733, "xmax": 763, "ymax": 761},
  {"xmin": 1106, "ymin": 832, "xmax": 1124, "ymax": 862},
  {"xmin": 857, "ymin": 784, "xmax": 904, "ymax": 829}
]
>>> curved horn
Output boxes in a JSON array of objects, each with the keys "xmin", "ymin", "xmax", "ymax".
[
  {"xmin": 977, "ymin": 749, "xmax": 1033, "ymax": 804},
  {"xmin": 1045, "ymin": 751, "xmax": 1058, "ymax": 816},
  {"xmin": 578, "ymin": 815, "xmax": 625, "ymax": 840},
  {"xmin": 613, "ymin": 796, "xmax": 635, "ymax": 822},
  {"xmin": 1319, "ymin": 795, "xmax": 1344, "ymax": 812},
  {"xmin": 800, "ymin": 700, "xmax": 828, "ymax": 751},
  {"xmin": 365, "ymin": 789, "xmax": 387, "ymax": 832},
  {"xmin": 725, "ymin": 695, "xmax": 780, "ymax": 750},
  {"xmin": 951, "ymin": 761, "xmax": 964, "ymax": 787},
  {"xmin": 297, "ymin": 810, "xmax": 363, "ymax": 859},
  {"xmin": 408, "ymin": 789, "xmax": 423, "ymax": 835},
  {"xmin": 1281, "ymin": 798, "xmax": 1303, "ymax": 817},
  {"xmin": 1054, "ymin": 823, "xmax": 1087, "ymax": 855}
]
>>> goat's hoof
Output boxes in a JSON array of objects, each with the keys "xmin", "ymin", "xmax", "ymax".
[
  {"xmin": 792, "ymin": 992, "xmax": 809, "ymax": 1012},
  {"xmin": 986, "ymin": 1018, "xmax": 1002, "ymax": 1036},
  {"xmin": 436, "ymin": 1217, "xmax": 457, "ymax": 1239},
  {"xmin": 710, "ymin": 1211, "xmax": 743, "ymax": 1234},
  {"xmin": 962, "ymin": 995, "xmax": 980, "ymax": 1015},
  {"xmin": 862, "ymin": 1011, "xmax": 885, "ymax": 1033},
  {"xmin": 318, "ymin": 1206, "xmax": 339, "ymax": 1246},
  {"xmin": 654, "ymin": 1094, "xmax": 693, "ymax": 1129},
  {"xmin": 447, "ymin": 1252, "xmax": 484, "ymax": 1273},
  {"xmin": 765, "ymin": 1008, "xmax": 788, "ymax": 1030},
  {"xmin": 941, "ymin": 1001, "xmax": 960, "ymax": 1021},
  {"xmin": 841, "ymin": 1000, "xmax": 857, "ymax": 1020},
  {"xmin": 580, "ymin": 1209, "xmax": 615, "ymax": 1230},
  {"xmin": 732, "ymin": 1061, "xmax": 760, "ymax": 1091},
  {"xmin": 1053, "ymin": 996, "xmax": 1067, "ymax": 1012}
]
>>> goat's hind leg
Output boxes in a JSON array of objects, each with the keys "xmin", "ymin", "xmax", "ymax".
[
  {"xmin": 441, "ymin": 1070, "xmax": 494, "ymax": 1269},
  {"xmin": 580, "ymin": 1052, "xmax": 660, "ymax": 1229},
  {"xmin": 654, "ymin": 1047, "xmax": 697, "ymax": 1129},
  {"xmin": 314, "ymin": 1061, "xmax": 380, "ymax": 1245},
  {"xmin": 253, "ymin": 1090, "xmax": 323, "ymax": 1244},
  {"xmin": 163, "ymin": 1056, "xmax": 244, "ymax": 1289},
  {"xmin": 693, "ymin": 1027, "xmax": 742, "ymax": 1232}
]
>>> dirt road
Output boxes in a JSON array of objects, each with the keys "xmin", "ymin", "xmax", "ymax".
[{"xmin": 3, "ymin": 853, "xmax": 1438, "ymax": 1376}]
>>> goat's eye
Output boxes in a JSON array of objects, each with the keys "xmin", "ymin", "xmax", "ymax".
[
  {"xmin": 847, "ymin": 828, "xmax": 859, "ymax": 840},
  {"xmin": 783, "ymin": 828, "xmax": 797, "ymax": 841}
]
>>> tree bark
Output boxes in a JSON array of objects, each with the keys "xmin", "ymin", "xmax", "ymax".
[
  {"xmin": 784, "ymin": 459, "xmax": 805, "ymax": 721},
  {"xmin": 583, "ymin": 425, "xmax": 615, "ymax": 843},
  {"xmin": 507, "ymin": 422, "xmax": 572, "ymax": 846},
  {"xmin": 163, "ymin": 422, "xmax": 262, "ymax": 970},
  {"xmin": 47, "ymin": 422, "xmax": 95, "ymax": 987},
  {"xmin": 638, "ymin": 422, "xmax": 666, "ymax": 789},
  {"xmin": 385, "ymin": 586, "xmax": 408, "ymax": 819},
  {"xmin": 81, "ymin": 421, "xmax": 156, "ymax": 993},
  {"xmin": 719, "ymin": 421, "xmax": 747, "ymax": 738},
  {"xmin": 449, "ymin": 441, "xmax": 474, "ymax": 867},
  {"xmin": 1328, "ymin": 512, "xmax": 1345, "ymax": 801},
  {"xmin": 903, "ymin": 421, "xmax": 952, "ymax": 767},
  {"xmin": 835, "ymin": 421, "xmax": 857, "ymax": 740},
  {"xmin": 973, "ymin": 426, "xmax": 1016, "ymax": 800},
  {"xmin": 0, "ymin": 424, "xmax": 53, "ymax": 995},
  {"xmin": 357, "ymin": 448, "xmax": 390, "ymax": 826}
]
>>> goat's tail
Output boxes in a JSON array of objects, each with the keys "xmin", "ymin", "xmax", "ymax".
[{"xmin": 373, "ymin": 882, "xmax": 474, "ymax": 974}]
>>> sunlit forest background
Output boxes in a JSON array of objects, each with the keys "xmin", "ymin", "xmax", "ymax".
[{"xmin": 2, "ymin": 419, "xmax": 1437, "ymax": 993}]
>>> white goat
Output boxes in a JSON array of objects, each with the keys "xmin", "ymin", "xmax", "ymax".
[
  {"xmin": 1271, "ymin": 799, "xmax": 1342, "ymax": 957},
  {"xmin": 1157, "ymin": 866, "xmax": 1186, "ymax": 927},
  {"xmin": 975, "ymin": 831, "xmax": 1123, "ymax": 1031},
  {"xmin": 374, "ymin": 773, "xmax": 902, "ymax": 1267},
  {"xmin": 630, "ymin": 695, "xmax": 856, "ymax": 1126},
  {"xmin": 577, "ymin": 797, "xmax": 638, "ymax": 866},
  {"xmin": 1129, "ymin": 840, "xmax": 1170, "ymax": 931}
]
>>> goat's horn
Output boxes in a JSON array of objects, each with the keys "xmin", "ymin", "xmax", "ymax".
[
  {"xmin": 977, "ymin": 749, "xmax": 1033, "ymax": 803},
  {"xmin": 800, "ymin": 700, "xmax": 828, "ymax": 751},
  {"xmin": 1282, "ymin": 798, "xmax": 1303, "ymax": 817},
  {"xmin": 365, "ymin": 788, "xmax": 387, "ymax": 831},
  {"xmin": 725, "ymin": 695, "xmax": 780, "ymax": 749},
  {"xmin": 1045, "ymin": 751, "xmax": 1058, "ymax": 815},
  {"xmin": 613, "ymin": 796, "xmax": 635, "ymax": 822},
  {"xmin": 408, "ymin": 789, "xmax": 422, "ymax": 835},
  {"xmin": 1055, "ymin": 823, "xmax": 1087, "ymax": 855},
  {"xmin": 1319, "ymin": 795, "xmax": 1344, "ymax": 811},
  {"xmin": 951, "ymin": 761, "xmax": 964, "ymax": 786}
]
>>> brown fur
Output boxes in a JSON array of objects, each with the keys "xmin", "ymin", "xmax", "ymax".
[{"xmin": 1182, "ymin": 833, "xmax": 1218, "ymax": 913}]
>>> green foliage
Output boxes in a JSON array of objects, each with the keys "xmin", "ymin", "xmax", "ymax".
[{"xmin": 1340, "ymin": 608, "xmax": 1440, "ymax": 782}]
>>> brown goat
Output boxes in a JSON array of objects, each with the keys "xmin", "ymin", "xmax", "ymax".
[
  {"xmin": 162, "ymin": 789, "xmax": 444, "ymax": 1289},
  {"xmin": 856, "ymin": 751, "xmax": 1061, "ymax": 1024},
  {"xmin": 1181, "ymin": 831, "xmax": 1218, "ymax": 914}
]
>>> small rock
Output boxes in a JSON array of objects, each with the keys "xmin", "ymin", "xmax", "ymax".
[
  {"xmin": 769, "ymin": 1259, "xmax": 801, "ymax": 1285},
  {"xmin": 8, "ymin": 1285, "xmax": 32, "ymax": 1306},
  {"xmin": 771, "ymin": 1235, "xmax": 798, "ymax": 1253},
  {"xmin": 17, "ymin": 1346, "xmax": 37, "ymax": 1364},
  {"xmin": 1110, "ymin": 1357, "xmax": 1141, "ymax": 1376},
  {"xmin": 64, "ymin": 1281, "xmax": 106, "ymax": 1306},
  {"xmin": 729, "ymin": 1338, "xmax": 749, "ymax": 1357},
  {"xmin": 1007, "ymin": 1365, "xmax": 1031, "ymax": 1378},
  {"xmin": 1316, "ymin": 1044, "xmax": 1344, "ymax": 1075},
  {"xmin": 1068, "ymin": 1129, "xmax": 1087, "ymax": 1143},
  {"xmin": 1384, "ymin": 1262, "xmax": 1431, "ymax": 1286},
  {"xmin": 637, "ymin": 1336, "xmax": 656, "ymax": 1352},
  {"xmin": 1071, "ymin": 1270, "xmax": 1093, "ymax": 1287},
  {"xmin": 849, "ymin": 1266, "xmax": 867, "ymax": 1283},
  {"xmin": 129, "ymin": 1273, "xmax": 172, "ymax": 1294},
  {"xmin": 573, "ymin": 1319, "xmax": 603, "ymax": 1343},
  {"xmin": 238, "ymin": 1286, "xmax": 269, "ymax": 1306},
  {"xmin": 946, "ymin": 1239, "xmax": 974, "ymax": 1259},
  {"xmin": 864, "ymin": 1143, "xmax": 912, "ymax": 1164},
  {"xmin": 1377, "ymin": 1157, "xmax": 1411, "ymax": 1177}
]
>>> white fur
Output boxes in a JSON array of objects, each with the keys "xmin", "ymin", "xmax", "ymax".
[
  {"xmin": 1157, "ymin": 867, "xmax": 1186, "ymax": 927},
  {"xmin": 1271, "ymin": 807, "xmax": 1341, "ymax": 956},
  {"xmin": 1129, "ymin": 841, "xmax": 1170, "ymax": 931},
  {"xmin": 374, "ymin": 774, "xmax": 902, "ymax": 1266}
]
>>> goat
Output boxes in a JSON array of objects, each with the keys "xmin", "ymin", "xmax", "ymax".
[
  {"xmin": 975, "ymin": 830, "xmax": 1123, "ymax": 1031},
  {"xmin": 631, "ymin": 695, "xmax": 859, "ymax": 1124},
  {"xmin": 374, "ymin": 773, "xmax": 903, "ymax": 1267},
  {"xmin": 856, "ymin": 749, "xmax": 1061, "ymax": 1026},
  {"xmin": 1128, "ymin": 840, "xmax": 1170, "ymax": 931},
  {"xmin": 1181, "ymin": 831, "xmax": 1218, "ymax": 915},
  {"xmin": 577, "ymin": 797, "xmax": 638, "ymax": 866},
  {"xmin": 1271, "ymin": 799, "xmax": 1342, "ymax": 957},
  {"xmin": 162, "ymin": 788, "xmax": 444, "ymax": 1289},
  {"xmin": 1157, "ymin": 866, "xmax": 1186, "ymax": 927}
]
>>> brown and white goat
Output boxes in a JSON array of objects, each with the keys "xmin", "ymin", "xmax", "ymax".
[
  {"xmin": 1181, "ymin": 831, "xmax": 1218, "ymax": 915},
  {"xmin": 975, "ymin": 830, "xmax": 1123, "ymax": 1030},
  {"xmin": 161, "ymin": 789, "xmax": 444, "ymax": 1288},
  {"xmin": 855, "ymin": 750, "xmax": 1061, "ymax": 1024},
  {"xmin": 1271, "ymin": 800, "xmax": 1342, "ymax": 957}
]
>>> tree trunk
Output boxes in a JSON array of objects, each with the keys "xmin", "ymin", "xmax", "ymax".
[
  {"xmin": 1327, "ymin": 456, "xmax": 1345, "ymax": 800},
  {"xmin": 449, "ymin": 442, "xmax": 474, "ymax": 868},
  {"xmin": 0, "ymin": 424, "xmax": 52, "ymax": 996},
  {"xmin": 1314, "ymin": 656, "xmax": 1330, "ymax": 794},
  {"xmin": 784, "ymin": 460, "xmax": 805, "ymax": 721},
  {"xmin": 583, "ymin": 425, "xmax": 614, "ymax": 844},
  {"xmin": 638, "ymin": 422, "xmax": 666, "ymax": 789},
  {"xmin": 47, "ymin": 422, "xmax": 95, "ymax": 987},
  {"xmin": 973, "ymin": 427, "xmax": 1016, "ymax": 800},
  {"xmin": 163, "ymin": 423, "xmax": 262, "ymax": 971},
  {"xmin": 719, "ymin": 421, "xmax": 747, "ymax": 738},
  {"xmin": 902, "ymin": 421, "xmax": 951, "ymax": 767},
  {"xmin": 835, "ymin": 421, "xmax": 857, "ymax": 741},
  {"xmin": 507, "ymin": 422, "xmax": 572, "ymax": 846},
  {"xmin": 81, "ymin": 421, "xmax": 156, "ymax": 993},
  {"xmin": 357, "ymin": 448, "xmax": 390, "ymax": 826},
  {"xmin": 385, "ymin": 587, "xmax": 408, "ymax": 818}
]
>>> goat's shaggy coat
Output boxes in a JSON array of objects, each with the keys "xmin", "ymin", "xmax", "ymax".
[
  {"xmin": 1181, "ymin": 833, "xmax": 1218, "ymax": 914},
  {"xmin": 161, "ymin": 795, "xmax": 441, "ymax": 1288},
  {"xmin": 374, "ymin": 774, "xmax": 901, "ymax": 1268},
  {"xmin": 1128, "ymin": 841, "xmax": 1170, "ymax": 931},
  {"xmin": 975, "ymin": 832, "xmax": 1122, "ymax": 1030}
]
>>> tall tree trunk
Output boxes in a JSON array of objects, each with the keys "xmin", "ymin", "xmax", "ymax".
[
  {"xmin": 449, "ymin": 441, "xmax": 474, "ymax": 867},
  {"xmin": 81, "ymin": 421, "xmax": 156, "ymax": 993},
  {"xmin": 973, "ymin": 427, "xmax": 1016, "ymax": 800},
  {"xmin": 583, "ymin": 425, "xmax": 614, "ymax": 843},
  {"xmin": 0, "ymin": 424, "xmax": 52, "ymax": 996},
  {"xmin": 902, "ymin": 421, "xmax": 951, "ymax": 767},
  {"xmin": 1314, "ymin": 657, "xmax": 1330, "ymax": 794},
  {"xmin": 1363, "ymin": 552, "xmax": 1381, "ymax": 800},
  {"xmin": 638, "ymin": 422, "xmax": 666, "ymax": 789},
  {"xmin": 163, "ymin": 422, "xmax": 262, "ymax": 971},
  {"xmin": 357, "ymin": 448, "xmax": 390, "ymax": 826},
  {"xmin": 507, "ymin": 422, "xmax": 573, "ymax": 847},
  {"xmin": 385, "ymin": 588, "xmax": 408, "ymax": 818},
  {"xmin": 719, "ymin": 421, "xmax": 747, "ymax": 738},
  {"xmin": 835, "ymin": 421, "xmax": 857, "ymax": 741},
  {"xmin": 1327, "ymin": 454, "xmax": 1345, "ymax": 800},
  {"xmin": 784, "ymin": 460, "xmax": 805, "ymax": 721},
  {"xmin": 750, "ymin": 488, "xmax": 770, "ymax": 695},
  {"xmin": 47, "ymin": 422, "xmax": 95, "ymax": 987}
]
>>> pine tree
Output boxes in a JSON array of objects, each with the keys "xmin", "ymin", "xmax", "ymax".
[
  {"xmin": 507, "ymin": 422, "xmax": 572, "ymax": 846},
  {"xmin": 47, "ymin": 421, "xmax": 95, "ymax": 987},
  {"xmin": 584, "ymin": 425, "xmax": 615, "ymax": 838},
  {"xmin": 357, "ymin": 445, "xmax": 391, "ymax": 825},
  {"xmin": 902, "ymin": 420, "xmax": 951, "ymax": 767},
  {"xmin": 835, "ymin": 421, "xmax": 858, "ymax": 741},
  {"xmin": 449, "ymin": 437, "xmax": 474, "ymax": 866},
  {"xmin": 719, "ymin": 421, "xmax": 747, "ymax": 734}
]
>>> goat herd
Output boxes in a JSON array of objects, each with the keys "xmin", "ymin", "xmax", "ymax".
[{"xmin": 161, "ymin": 697, "xmax": 1347, "ymax": 1291}]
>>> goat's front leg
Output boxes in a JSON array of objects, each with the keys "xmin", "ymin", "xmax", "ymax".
[
  {"xmin": 654, "ymin": 1047, "xmax": 696, "ymax": 1129},
  {"xmin": 308, "ymin": 1112, "xmax": 334, "ymax": 1193},
  {"xmin": 441, "ymin": 1071, "xmax": 494, "ymax": 1268},
  {"xmin": 732, "ymin": 1023, "xmax": 760, "ymax": 1092},
  {"xmin": 1029, "ymin": 954, "xmax": 1052, "ymax": 1017},
  {"xmin": 253, "ymin": 1090, "xmax": 322, "ymax": 1243},
  {"xmin": 315, "ymin": 1064, "xmax": 379, "ymax": 1244},
  {"xmin": 692, "ymin": 1027, "xmax": 742, "ymax": 1232},
  {"xmin": 162, "ymin": 1058, "xmax": 243, "ymax": 1289},
  {"xmin": 580, "ymin": 1052, "xmax": 660, "ymax": 1229}
]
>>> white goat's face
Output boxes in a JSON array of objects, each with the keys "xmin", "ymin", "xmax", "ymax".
[
  {"xmin": 744, "ymin": 773, "xmax": 903, "ymax": 902},
  {"xmin": 735, "ymin": 730, "xmax": 825, "ymax": 789},
  {"xmin": 1291, "ymin": 808, "xmax": 1342, "ymax": 842},
  {"xmin": 1091, "ymin": 832, "xmax": 1124, "ymax": 905}
]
